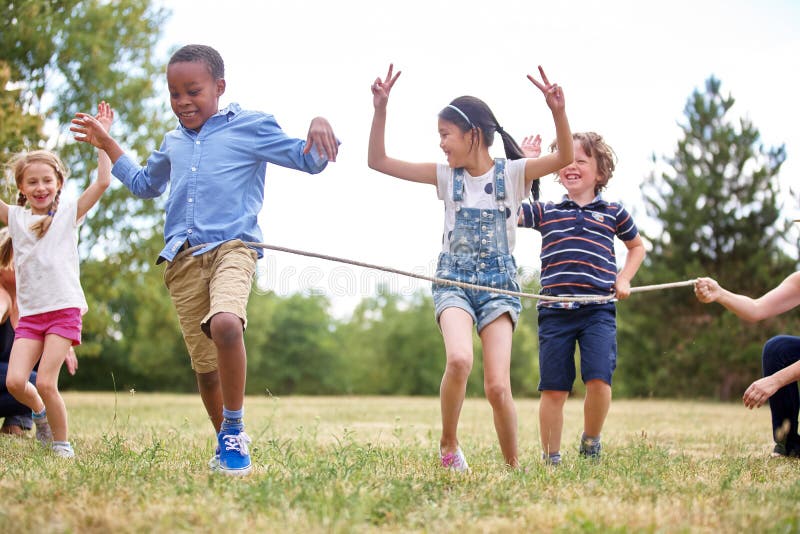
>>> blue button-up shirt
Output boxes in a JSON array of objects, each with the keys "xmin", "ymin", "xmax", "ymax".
[{"xmin": 112, "ymin": 103, "xmax": 329, "ymax": 261}]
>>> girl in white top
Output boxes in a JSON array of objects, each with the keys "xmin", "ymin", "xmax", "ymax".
[
  {"xmin": 368, "ymin": 65, "xmax": 573, "ymax": 469},
  {"xmin": 0, "ymin": 102, "xmax": 113, "ymax": 458}
]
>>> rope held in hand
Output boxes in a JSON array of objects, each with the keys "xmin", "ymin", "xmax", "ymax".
[{"xmin": 178, "ymin": 241, "xmax": 696, "ymax": 303}]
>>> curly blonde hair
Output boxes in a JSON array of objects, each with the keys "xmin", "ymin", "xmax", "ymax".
[
  {"xmin": 6, "ymin": 150, "xmax": 67, "ymax": 238},
  {"xmin": 550, "ymin": 132, "xmax": 617, "ymax": 194}
]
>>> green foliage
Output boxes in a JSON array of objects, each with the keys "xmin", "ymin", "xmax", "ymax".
[{"xmin": 618, "ymin": 76, "xmax": 798, "ymax": 399}]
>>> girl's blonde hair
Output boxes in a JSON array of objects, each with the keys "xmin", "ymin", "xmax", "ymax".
[
  {"xmin": 7, "ymin": 150, "xmax": 67, "ymax": 238},
  {"xmin": 550, "ymin": 132, "xmax": 617, "ymax": 194}
]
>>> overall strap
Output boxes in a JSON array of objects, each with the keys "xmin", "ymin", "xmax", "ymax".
[
  {"xmin": 493, "ymin": 158, "xmax": 506, "ymax": 202},
  {"xmin": 452, "ymin": 167, "xmax": 465, "ymax": 202}
]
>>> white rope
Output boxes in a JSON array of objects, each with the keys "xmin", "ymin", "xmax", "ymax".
[{"xmin": 178, "ymin": 241, "xmax": 696, "ymax": 303}]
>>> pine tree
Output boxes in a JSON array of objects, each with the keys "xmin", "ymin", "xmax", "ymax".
[{"xmin": 617, "ymin": 76, "xmax": 797, "ymax": 400}]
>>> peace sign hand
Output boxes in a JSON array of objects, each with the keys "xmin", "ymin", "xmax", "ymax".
[
  {"xmin": 371, "ymin": 63, "xmax": 402, "ymax": 110},
  {"xmin": 527, "ymin": 66, "xmax": 565, "ymax": 113}
]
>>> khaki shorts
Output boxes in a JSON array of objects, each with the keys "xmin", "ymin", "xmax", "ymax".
[{"xmin": 164, "ymin": 240, "xmax": 257, "ymax": 373}]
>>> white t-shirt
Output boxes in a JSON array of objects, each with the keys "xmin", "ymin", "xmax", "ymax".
[
  {"xmin": 436, "ymin": 158, "xmax": 528, "ymax": 254},
  {"xmin": 8, "ymin": 200, "xmax": 88, "ymax": 317}
]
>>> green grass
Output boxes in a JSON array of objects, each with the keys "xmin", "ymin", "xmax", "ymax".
[{"xmin": 1, "ymin": 393, "xmax": 799, "ymax": 533}]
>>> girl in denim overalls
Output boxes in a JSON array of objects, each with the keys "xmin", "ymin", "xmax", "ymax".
[{"xmin": 368, "ymin": 64, "xmax": 573, "ymax": 469}]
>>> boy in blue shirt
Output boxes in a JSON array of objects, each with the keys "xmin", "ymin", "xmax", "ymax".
[
  {"xmin": 72, "ymin": 44, "xmax": 339, "ymax": 475},
  {"xmin": 519, "ymin": 132, "xmax": 645, "ymax": 465}
]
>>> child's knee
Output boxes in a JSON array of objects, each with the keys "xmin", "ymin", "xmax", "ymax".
[
  {"xmin": 34, "ymin": 377, "xmax": 59, "ymax": 398},
  {"xmin": 208, "ymin": 313, "xmax": 244, "ymax": 346}
]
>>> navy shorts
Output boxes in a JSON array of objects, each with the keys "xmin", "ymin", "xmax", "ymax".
[{"xmin": 537, "ymin": 303, "xmax": 617, "ymax": 391}]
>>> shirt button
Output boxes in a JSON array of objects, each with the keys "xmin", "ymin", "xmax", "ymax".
[
  {"xmin": 480, "ymin": 262, "xmax": 486, "ymax": 269},
  {"xmin": 481, "ymin": 239, "xmax": 486, "ymax": 244},
  {"xmin": 188, "ymin": 198, "xmax": 193, "ymax": 203},
  {"xmin": 481, "ymin": 226, "xmax": 487, "ymax": 231},
  {"xmin": 187, "ymin": 229, "xmax": 193, "ymax": 234},
  {"xmin": 480, "ymin": 252, "xmax": 486, "ymax": 258},
  {"xmin": 191, "ymin": 167, "xmax": 197, "ymax": 172},
  {"xmin": 195, "ymin": 140, "xmax": 200, "ymax": 145}
]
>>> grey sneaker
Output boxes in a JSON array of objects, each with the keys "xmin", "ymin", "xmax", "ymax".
[
  {"xmin": 579, "ymin": 435, "xmax": 602, "ymax": 459},
  {"xmin": 208, "ymin": 446, "xmax": 221, "ymax": 471},
  {"xmin": 34, "ymin": 420, "xmax": 53, "ymax": 446}
]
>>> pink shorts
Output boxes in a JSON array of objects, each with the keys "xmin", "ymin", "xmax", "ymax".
[{"xmin": 15, "ymin": 307, "xmax": 82, "ymax": 346}]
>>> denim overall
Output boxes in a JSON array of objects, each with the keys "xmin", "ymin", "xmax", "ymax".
[{"xmin": 433, "ymin": 159, "xmax": 522, "ymax": 331}]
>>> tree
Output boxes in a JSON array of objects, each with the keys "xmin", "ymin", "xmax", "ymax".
[{"xmin": 618, "ymin": 76, "xmax": 797, "ymax": 399}]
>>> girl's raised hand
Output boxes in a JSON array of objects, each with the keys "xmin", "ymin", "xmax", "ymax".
[
  {"xmin": 527, "ymin": 66, "xmax": 565, "ymax": 113},
  {"xmin": 371, "ymin": 63, "xmax": 401, "ymax": 109},
  {"xmin": 521, "ymin": 134, "xmax": 542, "ymax": 158}
]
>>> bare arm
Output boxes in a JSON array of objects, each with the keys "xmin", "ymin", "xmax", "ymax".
[
  {"xmin": 76, "ymin": 102, "xmax": 114, "ymax": 220},
  {"xmin": 743, "ymin": 359, "xmax": 800, "ymax": 409},
  {"xmin": 615, "ymin": 235, "xmax": 646, "ymax": 299},
  {"xmin": 695, "ymin": 271, "xmax": 800, "ymax": 322},
  {"xmin": 522, "ymin": 66, "xmax": 573, "ymax": 189},
  {"xmin": 367, "ymin": 64, "xmax": 437, "ymax": 185}
]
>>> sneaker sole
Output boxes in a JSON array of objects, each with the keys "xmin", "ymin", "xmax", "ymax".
[{"xmin": 219, "ymin": 464, "xmax": 253, "ymax": 477}]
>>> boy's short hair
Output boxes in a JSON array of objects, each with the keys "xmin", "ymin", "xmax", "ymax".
[
  {"xmin": 169, "ymin": 44, "xmax": 225, "ymax": 80},
  {"xmin": 550, "ymin": 132, "xmax": 617, "ymax": 193}
]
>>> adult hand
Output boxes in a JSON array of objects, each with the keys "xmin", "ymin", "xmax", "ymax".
[
  {"xmin": 371, "ymin": 63, "xmax": 401, "ymax": 110},
  {"xmin": 694, "ymin": 277, "xmax": 722, "ymax": 303},
  {"xmin": 65, "ymin": 347, "xmax": 78, "ymax": 376},
  {"xmin": 743, "ymin": 375, "xmax": 779, "ymax": 409},
  {"xmin": 527, "ymin": 66, "xmax": 565, "ymax": 114},
  {"xmin": 304, "ymin": 116, "xmax": 339, "ymax": 162}
]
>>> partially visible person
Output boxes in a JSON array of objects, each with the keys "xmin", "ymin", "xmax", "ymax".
[
  {"xmin": 0, "ymin": 227, "xmax": 77, "ymax": 436},
  {"xmin": 695, "ymin": 273, "xmax": 800, "ymax": 457},
  {"xmin": 518, "ymin": 132, "xmax": 646, "ymax": 465},
  {"xmin": 1, "ymin": 102, "xmax": 113, "ymax": 458}
]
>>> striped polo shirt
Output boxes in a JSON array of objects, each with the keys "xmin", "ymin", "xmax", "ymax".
[{"xmin": 520, "ymin": 195, "xmax": 639, "ymax": 308}]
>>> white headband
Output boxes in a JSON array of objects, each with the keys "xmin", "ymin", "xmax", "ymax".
[{"xmin": 447, "ymin": 104, "xmax": 473, "ymax": 127}]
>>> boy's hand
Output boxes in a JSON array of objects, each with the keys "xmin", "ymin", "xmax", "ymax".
[
  {"xmin": 521, "ymin": 134, "xmax": 542, "ymax": 158},
  {"xmin": 95, "ymin": 101, "xmax": 114, "ymax": 132},
  {"xmin": 371, "ymin": 63, "xmax": 401, "ymax": 110},
  {"xmin": 614, "ymin": 275, "xmax": 632, "ymax": 299},
  {"xmin": 527, "ymin": 66, "xmax": 565, "ymax": 114},
  {"xmin": 71, "ymin": 107, "xmax": 114, "ymax": 150},
  {"xmin": 305, "ymin": 117, "xmax": 339, "ymax": 162}
]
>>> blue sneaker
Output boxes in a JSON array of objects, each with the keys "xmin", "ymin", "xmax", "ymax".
[{"xmin": 217, "ymin": 429, "xmax": 252, "ymax": 476}]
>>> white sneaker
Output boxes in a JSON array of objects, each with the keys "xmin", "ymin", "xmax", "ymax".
[
  {"xmin": 52, "ymin": 442, "xmax": 75, "ymax": 458},
  {"xmin": 440, "ymin": 447, "xmax": 469, "ymax": 472}
]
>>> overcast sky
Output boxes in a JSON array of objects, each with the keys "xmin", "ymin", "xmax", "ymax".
[{"xmin": 157, "ymin": 0, "xmax": 800, "ymax": 316}]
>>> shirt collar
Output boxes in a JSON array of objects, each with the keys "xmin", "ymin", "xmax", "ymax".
[
  {"xmin": 175, "ymin": 103, "xmax": 241, "ymax": 132},
  {"xmin": 555, "ymin": 193, "xmax": 607, "ymax": 209}
]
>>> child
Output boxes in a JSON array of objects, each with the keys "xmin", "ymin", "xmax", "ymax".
[
  {"xmin": 1, "ymin": 103, "xmax": 113, "ymax": 458},
  {"xmin": 519, "ymin": 132, "xmax": 645, "ymax": 464},
  {"xmin": 694, "ymin": 274, "xmax": 800, "ymax": 457},
  {"xmin": 71, "ymin": 44, "xmax": 339, "ymax": 476},
  {"xmin": 368, "ymin": 64, "xmax": 573, "ymax": 469}
]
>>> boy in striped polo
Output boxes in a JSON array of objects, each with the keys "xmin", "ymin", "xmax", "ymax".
[{"xmin": 519, "ymin": 132, "xmax": 645, "ymax": 465}]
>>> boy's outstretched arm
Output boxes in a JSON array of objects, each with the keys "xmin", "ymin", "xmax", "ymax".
[
  {"xmin": 76, "ymin": 101, "xmax": 114, "ymax": 220},
  {"xmin": 615, "ymin": 235, "xmax": 645, "ymax": 299}
]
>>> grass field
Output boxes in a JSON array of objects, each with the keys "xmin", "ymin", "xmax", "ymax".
[{"xmin": 1, "ymin": 392, "xmax": 799, "ymax": 533}]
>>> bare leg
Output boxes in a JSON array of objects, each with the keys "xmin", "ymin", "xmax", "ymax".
[
  {"xmin": 35, "ymin": 335, "xmax": 71, "ymax": 442},
  {"xmin": 438, "ymin": 308, "xmax": 474, "ymax": 455},
  {"xmin": 5, "ymin": 339, "xmax": 46, "ymax": 413},
  {"xmin": 196, "ymin": 370, "xmax": 223, "ymax": 433},
  {"xmin": 479, "ymin": 314, "xmax": 518, "ymax": 467},
  {"xmin": 539, "ymin": 390, "xmax": 569, "ymax": 456},
  {"xmin": 209, "ymin": 312, "xmax": 246, "ymax": 412},
  {"xmin": 583, "ymin": 379, "xmax": 612, "ymax": 437}
]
